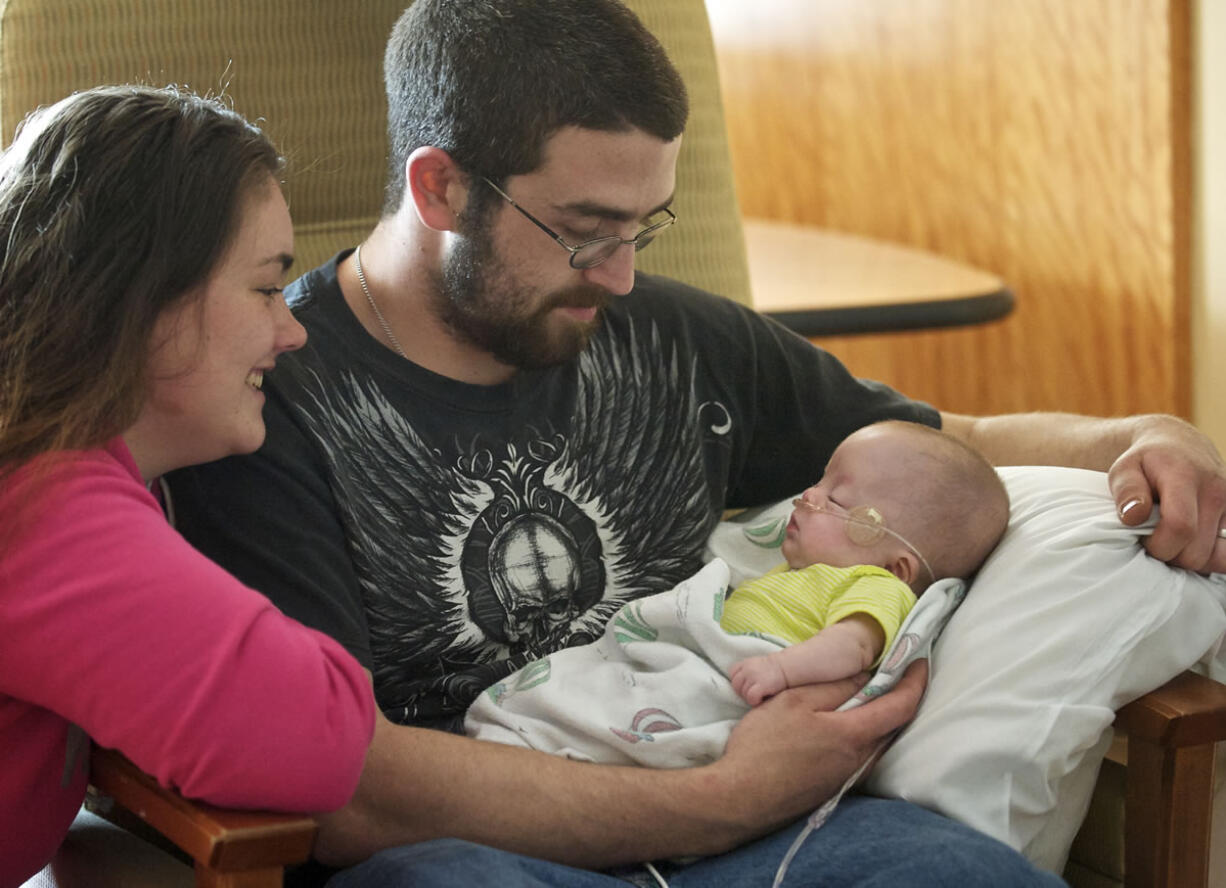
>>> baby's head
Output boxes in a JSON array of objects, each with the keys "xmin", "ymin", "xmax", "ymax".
[{"xmin": 782, "ymin": 421, "xmax": 1010, "ymax": 594}]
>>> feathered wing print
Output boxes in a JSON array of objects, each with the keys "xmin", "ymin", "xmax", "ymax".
[
  {"xmin": 294, "ymin": 368, "xmax": 492, "ymax": 724},
  {"xmin": 293, "ymin": 316, "xmax": 730, "ymax": 729},
  {"xmin": 554, "ymin": 320, "xmax": 720, "ymax": 600}
]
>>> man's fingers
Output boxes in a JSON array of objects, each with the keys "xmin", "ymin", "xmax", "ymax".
[
  {"xmin": 1205, "ymin": 536, "xmax": 1226, "ymax": 575},
  {"xmin": 1107, "ymin": 429, "xmax": 1226, "ymax": 571},
  {"xmin": 1107, "ymin": 459, "xmax": 1153, "ymax": 527},
  {"xmin": 767, "ymin": 672, "xmax": 870, "ymax": 713},
  {"xmin": 1116, "ymin": 458, "xmax": 1226, "ymax": 571},
  {"xmin": 1115, "ymin": 492, "xmax": 1152, "ymax": 526},
  {"xmin": 1110, "ymin": 453, "xmax": 1197, "ymax": 566},
  {"xmin": 840, "ymin": 661, "xmax": 928, "ymax": 739}
]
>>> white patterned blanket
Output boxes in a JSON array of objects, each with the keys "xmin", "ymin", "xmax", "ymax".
[
  {"xmin": 465, "ymin": 558, "xmax": 966, "ymax": 769},
  {"xmin": 465, "ymin": 558, "xmax": 774, "ymax": 767}
]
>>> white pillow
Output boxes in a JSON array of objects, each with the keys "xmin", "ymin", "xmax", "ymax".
[{"xmin": 705, "ymin": 465, "xmax": 1226, "ymax": 873}]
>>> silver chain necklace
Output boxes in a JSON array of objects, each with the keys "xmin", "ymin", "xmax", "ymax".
[{"xmin": 354, "ymin": 244, "xmax": 408, "ymax": 359}]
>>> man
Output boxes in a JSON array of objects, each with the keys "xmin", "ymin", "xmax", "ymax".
[{"xmin": 169, "ymin": 1, "xmax": 1226, "ymax": 885}]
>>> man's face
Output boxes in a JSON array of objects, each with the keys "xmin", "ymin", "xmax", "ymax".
[{"xmin": 430, "ymin": 126, "xmax": 681, "ymax": 369}]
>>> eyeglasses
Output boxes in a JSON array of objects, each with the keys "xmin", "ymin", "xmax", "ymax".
[
  {"xmin": 791, "ymin": 498, "xmax": 935, "ymax": 585},
  {"xmin": 481, "ymin": 176, "xmax": 676, "ymax": 270}
]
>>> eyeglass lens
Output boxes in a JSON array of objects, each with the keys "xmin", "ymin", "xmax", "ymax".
[{"xmin": 570, "ymin": 215, "xmax": 674, "ymax": 269}]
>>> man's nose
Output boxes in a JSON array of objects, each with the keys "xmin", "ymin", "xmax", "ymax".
[{"xmin": 581, "ymin": 243, "xmax": 636, "ymax": 296}]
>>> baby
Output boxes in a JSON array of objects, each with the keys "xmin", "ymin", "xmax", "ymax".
[
  {"xmin": 466, "ymin": 420, "xmax": 1010, "ymax": 768},
  {"xmin": 724, "ymin": 419, "xmax": 1010, "ymax": 706}
]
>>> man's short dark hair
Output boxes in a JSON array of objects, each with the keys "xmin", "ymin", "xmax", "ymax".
[{"xmin": 381, "ymin": 0, "xmax": 689, "ymax": 216}]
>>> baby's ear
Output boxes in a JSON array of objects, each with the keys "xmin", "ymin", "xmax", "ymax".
[{"xmin": 885, "ymin": 549, "xmax": 923, "ymax": 591}]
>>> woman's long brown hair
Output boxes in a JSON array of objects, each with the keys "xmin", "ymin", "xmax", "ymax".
[{"xmin": 0, "ymin": 85, "xmax": 283, "ymax": 487}]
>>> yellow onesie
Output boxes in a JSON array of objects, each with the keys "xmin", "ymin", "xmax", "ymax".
[{"xmin": 719, "ymin": 563, "xmax": 916, "ymax": 667}]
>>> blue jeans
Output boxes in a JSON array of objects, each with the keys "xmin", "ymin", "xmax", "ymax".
[{"xmin": 324, "ymin": 796, "xmax": 1067, "ymax": 887}]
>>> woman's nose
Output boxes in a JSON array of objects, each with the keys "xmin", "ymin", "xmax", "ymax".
[{"xmin": 274, "ymin": 295, "xmax": 308, "ymax": 353}]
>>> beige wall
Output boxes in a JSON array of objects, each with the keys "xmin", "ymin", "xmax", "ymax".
[
  {"xmin": 1194, "ymin": 0, "xmax": 1226, "ymax": 451},
  {"xmin": 708, "ymin": 0, "xmax": 1190, "ymax": 421}
]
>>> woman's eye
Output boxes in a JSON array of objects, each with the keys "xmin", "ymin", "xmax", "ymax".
[{"xmin": 257, "ymin": 287, "xmax": 284, "ymax": 299}]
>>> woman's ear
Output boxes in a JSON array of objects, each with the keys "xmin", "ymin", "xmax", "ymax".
[{"xmin": 404, "ymin": 146, "xmax": 466, "ymax": 231}]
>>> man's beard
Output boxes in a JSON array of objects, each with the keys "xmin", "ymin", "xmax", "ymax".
[{"xmin": 428, "ymin": 217, "xmax": 608, "ymax": 370}]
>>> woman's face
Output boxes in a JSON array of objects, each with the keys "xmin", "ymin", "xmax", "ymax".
[{"xmin": 134, "ymin": 176, "xmax": 305, "ymax": 475}]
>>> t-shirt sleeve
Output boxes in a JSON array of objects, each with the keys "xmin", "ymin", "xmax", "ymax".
[
  {"xmin": 825, "ymin": 568, "xmax": 918, "ymax": 666},
  {"xmin": 632, "ymin": 279, "xmax": 939, "ymax": 509},
  {"xmin": 0, "ymin": 452, "xmax": 375, "ymax": 811},
  {"xmin": 166, "ymin": 384, "xmax": 374, "ymax": 667},
  {"xmin": 731, "ymin": 307, "xmax": 940, "ymax": 506}
]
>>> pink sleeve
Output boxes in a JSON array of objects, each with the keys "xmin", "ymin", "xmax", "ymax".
[{"xmin": 0, "ymin": 451, "xmax": 375, "ymax": 812}]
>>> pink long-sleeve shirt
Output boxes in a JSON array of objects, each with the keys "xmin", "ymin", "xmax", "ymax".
[{"xmin": 0, "ymin": 439, "xmax": 375, "ymax": 887}]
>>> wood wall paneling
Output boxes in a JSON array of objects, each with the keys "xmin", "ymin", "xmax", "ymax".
[{"xmin": 706, "ymin": 0, "xmax": 1191, "ymax": 418}]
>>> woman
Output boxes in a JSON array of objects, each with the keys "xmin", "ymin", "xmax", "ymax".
[{"xmin": 0, "ymin": 85, "xmax": 375, "ymax": 887}]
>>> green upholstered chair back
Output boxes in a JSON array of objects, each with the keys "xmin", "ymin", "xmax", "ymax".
[
  {"xmin": 621, "ymin": 0, "xmax": 752, "ymax": 305},
  {"xmin": 0, "ymin": 0, "xmax": 752, "ymax": 305},
  {"xmin": 0, "ymin": 0, "xmax": 404, "ymax": 276}
]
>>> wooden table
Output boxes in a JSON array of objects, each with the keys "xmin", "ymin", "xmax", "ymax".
[{"xmin": 745, "ymin": 219, "xmax": 1014, "ymax": 336}]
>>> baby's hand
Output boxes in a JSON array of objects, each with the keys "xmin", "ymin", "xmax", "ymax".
[{"xmin": 729, "ymin": 655, "xmax": 788, "ymax": 706}]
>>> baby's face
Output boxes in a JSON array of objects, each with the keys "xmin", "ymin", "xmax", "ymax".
[
  {"xmin": 782, "ymin": 427, "xmax": 912, "ymax": 571},
  {"xmin": 782, "ymin": 488, "xmax": 892, "ymax": 570}
]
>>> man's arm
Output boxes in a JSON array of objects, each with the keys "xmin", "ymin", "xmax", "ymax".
[
  {"xmin": 941, "ymin": 411, "xmax": 1226, "ymax": 572},
  {"xmin": 171, "ymin": 381, "xmax": 918, "ymax": 867},
  {"xmin": 312, "ymin": 663, "xmax": 926, "ymax": 868}
]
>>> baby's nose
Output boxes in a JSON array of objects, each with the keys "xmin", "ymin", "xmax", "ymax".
[{"xmin": 793, "ymin": 487, "xmax": 824, "ymax": 513}]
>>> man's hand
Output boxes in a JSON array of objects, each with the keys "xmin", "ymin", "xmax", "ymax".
[
  {"xmin": 715, "ymin": 661, "xmax": 927, "ymax": 830},
  {"xmin": 729, "ymin": 654, "xmax": 788, "ymax": 706},
  {"xmin": 313, "ymin": 663, "xmax": 926, "ymax": 867},
  {"xmin": 1108, "ymin": 415, "xmax": 1226, "ymax": 572},
  {"xmin": 943, "ymin": 411, "xmax": 1226, "ymax": 573}
]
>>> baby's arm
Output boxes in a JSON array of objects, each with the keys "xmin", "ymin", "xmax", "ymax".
[{"xmin": 729, "ymin": 614, "xmax": 886, "ymax": 706}]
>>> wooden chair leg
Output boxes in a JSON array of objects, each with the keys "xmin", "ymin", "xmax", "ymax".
[
  {"xmin": 1124, "ymin": 736, "xmax": 1216, "ymax": 888},
  {"xmin": 1115, "ymin": 669, "xmax": 1226, "ymax": 888}
]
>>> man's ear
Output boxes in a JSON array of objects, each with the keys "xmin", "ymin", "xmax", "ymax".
[{"xmin": 405, "ymin": 146, "xmax": 467, "ymax": 231}]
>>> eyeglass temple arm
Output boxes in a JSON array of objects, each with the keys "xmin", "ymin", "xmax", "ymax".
[{"xmin": 481, "ymin": 176, "xmax": 577, "ymax": 252}]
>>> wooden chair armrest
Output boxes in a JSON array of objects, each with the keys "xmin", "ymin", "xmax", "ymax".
[
  {"xmin": 1111, "ymin": 671, "xmax": 1226, "ymax": 888},
  {"xmin": 1115, "ymin": 669, "xmax": 1226, "ymax": 747},
  {"xmin": 88, "ymin": 746, "xmax": 317, "ymax": 884}
]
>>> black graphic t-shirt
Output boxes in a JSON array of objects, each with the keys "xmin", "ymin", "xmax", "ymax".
[{"xmin": 168, "ymin": 252, "xmax": 938, "ymax": 732}]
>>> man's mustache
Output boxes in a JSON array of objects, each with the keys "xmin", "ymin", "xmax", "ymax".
[{"xmin": 542, "ymin": 286, "xmax": 609, "ymax": 312}]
